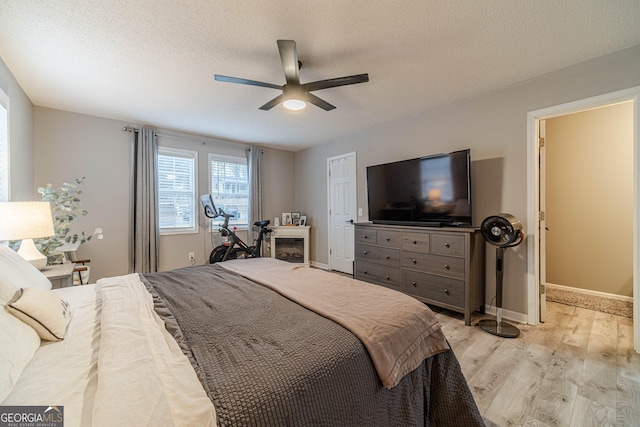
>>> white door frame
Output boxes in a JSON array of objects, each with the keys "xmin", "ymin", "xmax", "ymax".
[{"xmin": 526, "ymin": 86, "xmax": 640, "ymax": 353}]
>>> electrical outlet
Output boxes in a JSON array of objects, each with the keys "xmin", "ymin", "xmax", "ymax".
[
  {"xmin": 358, "ymin": 208, "xmax": 363, "ymax": 217},
  {"xmin": 188, "ymin": 252, "xmax": 195, "ymax": 261}
]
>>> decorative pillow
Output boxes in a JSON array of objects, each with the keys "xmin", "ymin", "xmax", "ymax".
[
  {"xmin": 0, "ymin": 306, "xmax": 41, "ymax": 402},
  {"xmin": 7, "ymin": 287, "xmax": 71, "ymax": 341},
  {"xmin": 0, "ymin": 247, "xmax": 52, "ymax": 306}
]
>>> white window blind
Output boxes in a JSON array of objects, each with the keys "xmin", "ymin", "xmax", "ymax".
[
  {"xmin": 158, "ymin": 148, "xmax": 197, "ymax": 233},
  {"xmin": 209, "ymin": 154, "xmax": 248, "ymax": 227},
  {"xmin": 0, "ymin": 89, "xmax": 9, "ymax": 202}
]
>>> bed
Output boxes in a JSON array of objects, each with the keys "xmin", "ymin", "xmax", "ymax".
[{"xmin": 0, "ymin": 247, "xmax": 484, "ymax": 426}]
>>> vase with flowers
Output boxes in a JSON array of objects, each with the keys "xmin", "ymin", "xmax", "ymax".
[{"xmin": 33, "ymin": 177, "xmax": 103, "ymax": 265}]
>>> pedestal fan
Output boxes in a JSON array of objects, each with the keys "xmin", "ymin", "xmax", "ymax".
[{"xmin": 478, "ymin": 213, "xmax": 524, "ymax": 338}]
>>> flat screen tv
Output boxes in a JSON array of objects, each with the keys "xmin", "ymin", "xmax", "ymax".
[{"xmin": 366, "ymin": 149, "xmax": 472, "ymax": 227}]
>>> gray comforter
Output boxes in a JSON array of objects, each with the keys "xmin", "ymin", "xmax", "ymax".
[{"xmin": 141, "ymin": 264, "xmax": 484, "ymax": 427}]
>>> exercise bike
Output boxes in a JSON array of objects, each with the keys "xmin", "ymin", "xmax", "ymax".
[{"xmin": 200, "ymin": 195, "xmax": 272, "ymax": 264}]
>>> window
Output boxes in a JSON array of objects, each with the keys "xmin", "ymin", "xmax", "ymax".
[
  {"xmin": 209, "ymin": 154, "xmax": 248, "ymax": 227},
  {"xmin": 157, "ymin": 147, "xmax": 197, "ymax": 234},
  {"xmin": 0, "ymin": 88, "xmax": 9, "ymax": 202}
]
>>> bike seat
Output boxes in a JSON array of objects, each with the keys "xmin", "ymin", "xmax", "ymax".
[{"xmin": 254, "ymin": 219, "xmax": 270, "ymax": 227}]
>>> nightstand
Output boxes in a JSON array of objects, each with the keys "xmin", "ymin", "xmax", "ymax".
[{"xmin": 42, "ymin": 263, "xmax": 76, "ymax": 289}]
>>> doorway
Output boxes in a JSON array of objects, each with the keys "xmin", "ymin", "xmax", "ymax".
[
  {"xmin": 543, "ymin": 103, "xmax": 633, "ymax": 316},
  {"xmin": 527, "ymin": 86, "xmax": 640, "ymax": 353}
]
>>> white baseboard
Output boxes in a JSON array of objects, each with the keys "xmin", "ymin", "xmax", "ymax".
[
  {"xmin": 310, "ymin": 261, "xmax": 329, "ymax": 270},
  {"xmin": 546, "ymin": 282, "xmax": 633, "ymax": 302},
  {"xmin": 483, "ymin": 305, "xmax": 528, "ymax": 325}
]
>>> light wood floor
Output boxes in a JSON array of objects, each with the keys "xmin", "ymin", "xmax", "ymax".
[{"xmin": 432, "ymin": 301, "xmax": 640, "ymax": 427}]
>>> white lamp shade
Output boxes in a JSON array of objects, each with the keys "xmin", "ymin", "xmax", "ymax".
[
  {"xmin": 0, "ymin": 202, "xmax": 55, "ymax": 241},
  {"xmin": 0, "ymin": 202, "xmax": 55, "ymax": 270}
]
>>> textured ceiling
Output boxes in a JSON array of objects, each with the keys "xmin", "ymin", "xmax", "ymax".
[{"xmin": 1, "ymin": 1, "xmax": 639, "ymax": 151}]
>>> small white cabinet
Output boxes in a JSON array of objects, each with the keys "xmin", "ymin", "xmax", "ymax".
[{"xmin": 270, "ymin": 226, "xmax": 310, "ymax": 265}]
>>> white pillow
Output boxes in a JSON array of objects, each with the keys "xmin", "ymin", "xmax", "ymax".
[
  {"xmin": 7, "ymin": 287, "xmax": 71, "ymax": 341},
  {"xmin": 0, "ymin": 246, "xmax": 52, "ymax": 305},
  {"xmin": 0, "ymin": 306, "xmax": 41, "ymax": 402}
]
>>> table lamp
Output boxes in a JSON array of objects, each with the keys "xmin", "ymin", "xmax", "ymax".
[{"xmin": 0, "ymin": 201, "xmax": 55, "ymax": 270}]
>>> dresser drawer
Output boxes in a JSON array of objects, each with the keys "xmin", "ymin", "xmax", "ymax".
[
  {"xmin": 377, "ymin": 230, "xmax": 402, "ymax": 248},
  {"xmin": 401, "ymin": 251, "xmax": 430, "ymax": 270},
  {"xmin": 431, "ymin": 233, "xmax": 465, "ymax": 256},
  {"xmin": 402, "ymin": 270, "xmax": 464, "ymax": 309},
  {"xmin": 355, "ymin": 244, "xmax": 400, "ymax": 265},
  {"xmin": 425, "ymin": 254, "xmax": 465, "ymax": 279},
  {"xmin": 402, "ymin": 231, "xmax": 430, "ymax": 252},
  {"xmin": 355, "ymin": 260, "xmax": 402, "ymax": 290},
  {"xmin": 356, "ymin": 228, "xmax": 377, "ymax": 246}
]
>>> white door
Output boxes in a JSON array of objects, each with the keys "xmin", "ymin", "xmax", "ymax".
[
  {"xmin": 327, "ymin": 152, "xmax": 357, "ymax": 274},
  {"xmin": 538, "ymin": 120, "xmax": 547, "ymax": 323}
]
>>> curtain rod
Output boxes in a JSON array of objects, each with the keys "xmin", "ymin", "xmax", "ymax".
[{"xmin": 123, "ymin": 126, "xmax": 261, "ymax": 151}]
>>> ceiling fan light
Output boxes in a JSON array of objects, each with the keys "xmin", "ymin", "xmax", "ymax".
[{"xmin": 283, "ymin": 98, "xmax": 306, "ymax": 110}]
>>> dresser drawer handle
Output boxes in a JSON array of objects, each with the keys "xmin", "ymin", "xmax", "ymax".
[
  {"xmin": 444, "ymin": 242, "xmax": 450, "ymax": 248},
  {"xmin": 412, "ymin": 240, "xmax": 417, "ymax": 245},
  {"xmin": 385, "ymin": 275, "xmax": 390, "ymax": 280},
  {"xmin": 411, "ymin": 259, "xmax": 417, "ymax": 264},
  {"xmin": 412, "ymin": 281, "xmax": 417, "ymax": 287},
  {"xmin": 386, "ymin": 237, "xmax": 390, "ymax": 242},
  {"xmin": 364, "ymin": 270, "xmax": 368, "ymax": 274},
  {"xmin": 363, "ymin": 250, "xmax": 368, "ymax": 255},
  {"xmin": 444, "ymin": 264, "xmax": 450, "ymax": 270},
  {"xmin": 364, "ymin": 235, "xmax": 368, "ymax": 239},
  {"xmin": 385, "ymin": 254, "xmax": 390, "ymax": 259},
  {"xmin": 444, "ymin": 289, "xmax": 450, "ymax": 295}
]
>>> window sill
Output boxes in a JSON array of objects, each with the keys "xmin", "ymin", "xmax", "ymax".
[{"xmin": 160, "ymin": 228, "xmax": 199, "ymax": 236}]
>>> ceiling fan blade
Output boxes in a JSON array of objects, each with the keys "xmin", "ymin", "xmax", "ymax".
[
  {"xmin": 304, "ymin": 73, "xmax": 369, "ymax": 92},
  {"xmin": 306, "ymin": 93, "xmax": 336, "ymax": 111},
  {"xmin": 259, "ymin": 94, "xmax": 284, "ymax": 111},
  {"xmin": 214, "ymin": 74, "xmax": 281, "ymax": 90},
  {"xmin": 277, "ymin": 40, "xmax": 300, "ymax": 85}
]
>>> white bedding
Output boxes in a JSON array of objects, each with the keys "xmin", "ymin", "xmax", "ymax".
[
  {"xmin": 3, "ymin": 277, "xmax": 217, "ymax": 427},
  {"xmin": 3, "ymin": 285, "xmax": 99, "ymax": 424}
]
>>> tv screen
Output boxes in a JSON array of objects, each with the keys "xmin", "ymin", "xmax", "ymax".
[{"xmin": 366, "ymin": 149, "xmax": 471, "ymax": 227}]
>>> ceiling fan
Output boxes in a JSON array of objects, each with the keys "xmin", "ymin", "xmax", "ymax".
[{"xmin": 214, "ymin": 40, "xmax": 369, "ymax": 111}]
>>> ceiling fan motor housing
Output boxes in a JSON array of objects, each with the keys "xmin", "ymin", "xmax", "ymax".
[{"xmin": 481, "ymin": 213, "xmax": 524, "ymax": 248}]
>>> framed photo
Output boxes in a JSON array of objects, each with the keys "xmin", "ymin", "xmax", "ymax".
[
  {"xmin": 291, "ymin": 212, "xmax": 301, "ymax": 225},
  {"xmin": 299, "ymin": 215, "xmax": 307, "ymax": 226},
  {"xmin": 282, "ymin": 212, "xmax": 292, "ymax": 225}
]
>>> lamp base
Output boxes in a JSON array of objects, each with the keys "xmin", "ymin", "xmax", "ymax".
[
  {"xmin": 17, "ymin": 238, "xmax": 48, "ymax": 270},
  {"xmin": 477, "ymin": 319, "xmax": 521, "ymax": 338}
]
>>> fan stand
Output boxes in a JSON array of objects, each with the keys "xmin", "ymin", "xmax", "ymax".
[{"xmin": 478, "ymin": 246, "xmax": 521, "ymax": 338}]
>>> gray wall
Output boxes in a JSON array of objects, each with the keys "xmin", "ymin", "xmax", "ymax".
[
  {"xmin": 33, "ymin": 108, "xmax": 295, "ymax": 282},
  {"xmin": 5, "ymin": 45, "xmax": 640, "ymax": 318},
  {"xmin": 0, "ymin": 57, "xmax": 34, "ymax": 200},
  {"xmin": 294, "ymin": 44, "xmax": 640, "ymax": 316}
]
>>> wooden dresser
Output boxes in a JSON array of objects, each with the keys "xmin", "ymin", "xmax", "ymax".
[{"xmin": 354, "ymin": 223, "xmax": 485, "ymax": 325}]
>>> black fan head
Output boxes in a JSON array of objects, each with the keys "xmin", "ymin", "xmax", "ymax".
[{"xmin": 481, "ymin": 213, "xmax": 524, "ymax": 247}]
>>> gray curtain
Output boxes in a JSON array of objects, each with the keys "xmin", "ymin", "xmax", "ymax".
[
  {"xmin": 246, "ymin": 147, "xmax": 263, "ymax": 251},
  {"xmin": 130, "ymin": 127, "xmax": 159, "ymax": 273}
]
